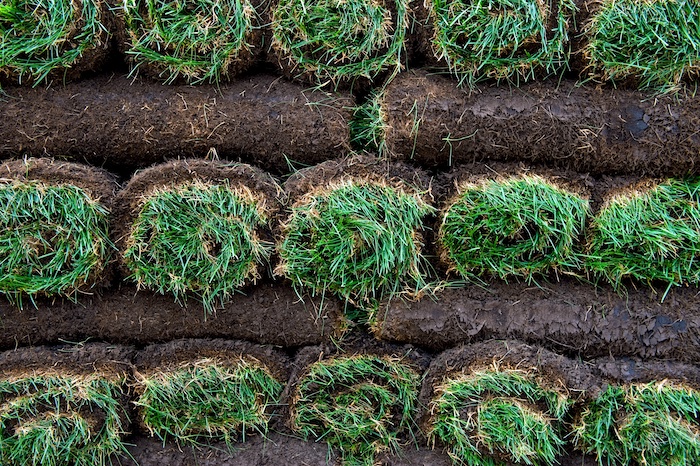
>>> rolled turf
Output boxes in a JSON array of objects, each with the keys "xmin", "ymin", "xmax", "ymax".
[
  {"xmin": 425, "ymin": 0, "xmax": 575, "ymax": 85},
  {"xmin": 270, "ymin": 0, "xmax": 409, "ymax": 85},
  {"xmin": 0, "ymin": 0, "xmax": 111, "ymax": 84},
  {"xmin": 120, "ymin": 0, "xmax": 264, "ymax": 83},
  {"xmin": 0, "ymin": 158, "xmax": 116, "ymax": 307}
]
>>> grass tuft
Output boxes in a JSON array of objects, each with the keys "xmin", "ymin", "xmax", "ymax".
[
  {"xmin": 0, "ymin": 373, "xmax": 128, "ymax": 466},
  {"xmin": 585, "ymin": 0, "xmax": 700, "ymax": 92},
  {"xmin": 574, "ymin": 381, "xmax": 700, "ymax": 466},
  {"xmin": 429, "ymin": 367, "xmax": 571, "ymax": 466},
  {"xmin": 585, "ymin": 178, "xmax": 700, "ymax": 291},
  {"xmin": 0, "ymin": 0, "xmax": 108, "ymax": 83},
  {"xmin": 123, "ymin": 180, "xmax": 272, "ymax": 313},
  {"xmin": 271, "ymin": 0, "xmax": 409, "ymax": 84},
  {"xmin": 122, "ymin": 0, "xmax": 258, "ymax": 83},
  {"xmin": 276, "ymin": 178, "xmax": 435, "ymax": 310},
  {"xmin": 291, "ymin": 355, "xmax": 419, "ymax": 466},
  {"xmin": 135, "ymin": 357, "xmax": 283, "ymax": 446},
  {"xmin": 439, "ymin": 175, "xmax": 589, "ymax": 282},
  {"xmin": 0, "ymin": 181, "xmax": 112, "ymax": 307},
  {"xmin": 428, "ymin": 0, "xmax": 575, "ymax": 85},
  {"xmin": 349, "ymin": 90, "xmax": 387, "ymax": 154}
]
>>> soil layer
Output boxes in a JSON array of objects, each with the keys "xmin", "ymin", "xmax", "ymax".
[
  {"xmin": 0, "ymin": 74, "xmax": 352, "ymax": 176},
  {"xmin": 372, "ymin": 277, "xmax": 700, "ymax": 360},
  {"xmin": 0, "ymin": 282, "xmax": 344, "ymax": 349},
  {"xmin": 383, "ymin": 70, "xmax": 700, "ymax": 177}
]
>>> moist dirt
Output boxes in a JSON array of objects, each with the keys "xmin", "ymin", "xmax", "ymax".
[
  {"xmin": 0, "ymin": 73, "xmax": 352, "ymax": 177},
  {"xmin": 383, "ymin": 70, "xmax": 700, "ymax": 177}
]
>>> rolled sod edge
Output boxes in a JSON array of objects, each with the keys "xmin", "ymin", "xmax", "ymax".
[
  {"xmin": 382, "ymin": 70, "xmax": 700, "ymax": 177},
  {"xmin": 0, "ymin": 74, "xmax": 353, "ymax": 176}
]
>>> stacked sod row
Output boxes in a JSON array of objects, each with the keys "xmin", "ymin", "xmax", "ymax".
[
  {"xmin": 5, "ymin": 156, "xmax": 700, "ymax": 315},
  {"xmin": 1, "ymin": 0, "xmax": 699, "ymax": 90},
  {"xmin": 5, "ymin": 340, "xmax": 700, "ymax": 466}
]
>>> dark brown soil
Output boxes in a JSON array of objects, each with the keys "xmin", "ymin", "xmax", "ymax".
[
  {"xmin": 383, "ymin": 70, "xmax": 700, "ymax": 177},
  {"xmin": 596, "ymin": 357, "xmax": 700, "ymax": 387},
  {"xmin": 0, "ymin": 282, "xmax": 345, "ymax": 349},
  {"xmin": 0, "ymin": 74, "xmax": 352, "ymax": 176},
  {"xmin": 111, "ymin": 159, "xmax": 284, "ymax": 267},
  {"xmin": 372, "ymin": 277, "xmax": 700, "ymax": 361}
]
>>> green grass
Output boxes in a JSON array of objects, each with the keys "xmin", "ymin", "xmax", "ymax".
[
  {"xmin": 585, "ymin": 0, "xmax": 700, "ymax": 91},
  {"xmin": 123, "ymin": 181, "xmax": 272, "ymax": 313},
  {"xmin": 428, "ymin": 0, "xmax": 575, "ymax": 85},
  {"xmin": 429, "ymin": 368, "xmax": 571, "ymax": 466},
  {"xmin": 135, "ymin": 357, "xmax": 283, "ymax": 446},
  {"xmin": 0, "ymin": 181, "xmax": 112, "ymax": 306},
  {"xmin": 291, "ymin": 355, "xmax": 419, "ymax": 466},
  {"xmin": 0, "ymin": 0, "xmax": 108, "ymax": 83},
  {"xmin": 349, "ymin": 90, "xmax": 387, "ymax": 154},
  {"xmin": 0, "ymin": 373, "xmax": 128, "ymax": 466},
  {"xmin": 270, "ymin": 0, "xmax": 408, "ymax": 84},
  {"xmin": 439, "ymin": 175, "xmax": 589, "ymax": 282},
  {"xmin": 123, "ymin": 0, "xmax": 257, "ymax": 83},
  {"xmin": 574, "ymin": 381, "xmax": 700, "ymax": 466},
  {"xmin": 276, "ymin": 179, "xmax": 436, "ymax": 310},
  {"xmin": 586, "ymin": 178, "xmax": 700, "ymax": 292}
]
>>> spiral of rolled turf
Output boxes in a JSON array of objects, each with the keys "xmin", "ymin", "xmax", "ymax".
[
  {"xmin": 427, "ymin": 0, "xmax": 574, "ymax": 84},
  {"xmin": 0, "ymin": 181, "xmax": 112, "ymax": 306},
  {"xmin": 586, "ymin": 178, "xmax": 700, "ymax": 291},
  {"xmin": 135, "ymin": 357, "xmax": 283, "ymax": 445},
  {"xmin": 585, "ymin": 0, "xmax": 700, "ymax": 91},
  {"xmin": 439, "ymin": 175, "xmax": 589, "ymax": 282},
  {"xmin": 575, "ymin": 381, "xmax": 700, "ymax": 466},
  {"xmin": 0, "ymin": 373, "xmax": 128, "ymax": 466},
  {"xmin": 122, "ymin": 0, "xmax": 259, "ymax": 83},
  {"xmin": 291, "ymin": 355, "xmax": 419, "ymax": 465},
  {"xmin": 270, "ymin": 0, "xmax": 408, "ymax": 84},
  {"xmin": 0, "ymin": 0, "xmax": 109, "ymax": 82},
  {"xmin": 123, "ymin": 181, "xmax": 272, "ymax": 312},
  {"xmin": 429, "ymin": 368, "xmax": 571, "ymax": 466},
  {"xmin": 276, "ymin": 179, "xmax": 435, "ymax": 309}
]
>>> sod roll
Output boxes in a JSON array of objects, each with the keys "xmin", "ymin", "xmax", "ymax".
[
  {"xmin": 119, "ymin": 0, "xmax": 264, "ymax": 83},
  {"xmin": 133, "ymin": 340, "xmax": 288, "ymax": 446},
  {"xmin": 0, "ymin": 74, "xmax": 352, "ymax": 175},
  {"xmin": 371, "ymin": 277, "xmax": 700, "ymax": 360},
  {"xmin": 0, "ymin": 158, "xmax": 117, "ymax": 307},
  {"xmin": 423, "ymin": 0, "xmax": 575, "ymax": 85},
  {"xmin": 0, "ymin": 344, "xmax": 134, "ymax": 466},
  {"xmin": 270, "ymin": 0, "xmax": 408, "ymax": 85},
  {"xmin": 382, "ymin": 70, "xmax": 700, "ymax": 176},
  {"xmin": 0, "ymin": 0, "xmax": 112, "ymax": 84}
]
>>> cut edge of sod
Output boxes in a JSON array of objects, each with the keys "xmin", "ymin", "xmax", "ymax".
[
  {"xmin": 122, "ymin": 0, "xmax": 262, "ymax": 84},
  {"xmin": 0, "ymin": 179, "xmax": 113, "ymax": 308},
  {"xmin": 428, "ymin": 363, "xmax": 572, "ymax": 466},
  {"xmin": 0, "ymin": 370, "xmax": 129, "ymax": 466},
  {"xmin": 275, "ymin": 176, "xmax": 437, "ymax": 315},
  {"xmin": 122, "ymin": 179, "xmax": 274, "ymax": 314},
  {"xmin": 290, "ymin": 354, "xmax": 420, "ymax": 465},
  {"xmin": 583, "ymin": 0, "xmax": 700, "ymax": 92},
  {"xmin": 585, "ymin": 177, "xmax": 700, "ymax": 295},
  {"xmin": 0, "ymin": 0, "xmax": 111, "ymax": 84},
  {"xmin": 426, "ymin": 0, "xmax": 576, "ymax": 86},
  {"xmin": 270, "ymin": 0, "xmax": 410, "ymax": 86},
  {"xmin": 574, "ymin": 380, "xmax": 700, "ymax": 466},
  {"xmin": 134, "ymin": 356, "xmax": 283, "ymax": 447},
  {"xmin": 438, "ymin": 174, "xmax": 590, "ymax": 284}
]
